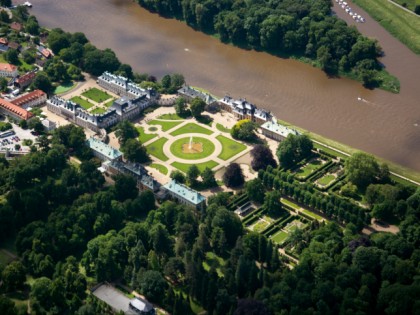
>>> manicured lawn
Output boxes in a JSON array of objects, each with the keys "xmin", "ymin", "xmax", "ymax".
[
  {"xmin": 146, "ymin": 137, "xmax": 169, "ymax": 161},
  {"xmin": 252, "ymin": 219, "xmax": 271, "ymax": 233},
  {"xmin": 301, "ymin": 209, "xmax": 324, "ymax": 221},
  {"xmin": 353, "ymin": 0, "xmax": 420, "ymax": 54},
  {"xmin": 54, "ymin": 81, "xmax": 75, "ymax": 94},
  {"xmin": 317, "ymin": 174, "xmax": 336, "ymax": 186},
  {"xmin": 295, "ymin": 159, "xmax": 323, "ymax": 178},
  {"xmin": 104, "ymin": 99, "xmax": 115, "ymax": 107},
  {"xmin": 170, "ymin": 137, "xmax": 215, "ymax": 160},
  {"xmin": 284, "ymin": 220, "xmax": 306, "ymax": 232},
  {"xmin": 150, "ymin": 163, "xmax": 168, "ymax": 175},
  {"xmin": 158, "ymin": 113, "xmax": 184, "ymax": 120},
  {"xmin": 271, "ymin": 230, "xmax": 289, "ymax": 245},
  {"xmin": 149, "ymin": 120, "xmax": 182, "ymax": 131},
  {"xmin": 216, "ymin": 135, "xmax": 247, "ymax": 160},
  {"xmin": 281, "ymin": 198, "xmax": 300, "ymax": 210},
  {"xmin": 216, "ymin": 123, "xmax": 231, "ymax": 133},
  {"xmin": 392, "ymin": 0, "xmax": 420, "ymax": 12},
  {"xmin": 137, "ymin": 126, "xmax": 157, "ymax": 143},
  {"xmin": 90, "ymin": 107, "xmax": 107, "ymax": 114},
  {"xmin": 82, "ymin": 87, "xmax": 112, "ymax": 103},
  {"xmin": 70, "ymin": 96, "xmax": 94, "ymax": 110},
  {"xmin": 170, "ymin": 122, "xmax": 213, "ymax": 136},
  {"xmin": 171, "ymin": 160, "xmax": 218, "ymax": 173}
]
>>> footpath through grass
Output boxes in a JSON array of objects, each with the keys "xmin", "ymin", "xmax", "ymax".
[
  {"xmin": 149, "ymin": 120, "xmax": 182, "ymax": 132},
  {"xmin": 137, "ymin": 126, "xmax": 157, "ymax": 143},
  {"xmin": 353, "ymin": 0, "xmax": 420, "ymax": 54},
  {"xmin": 216, "ymin": 135, "xmax": 247, "ymax": 160},
  {"xmin": 146, "ymin": 137, "xmax": 169, "ymax": 161}
]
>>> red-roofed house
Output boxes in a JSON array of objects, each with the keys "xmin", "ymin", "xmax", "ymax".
[
  {"xmin": 0, "ymin": 98, "xmax": 34, "ymax": 121},
  {"xmin": 0, "ymin": 63, "xmax": 18, "ymax": 78},
  {"xmin": 11, "ymin": 90, "xmax": 47, "ymax": 109},
  {"xmin": 41, "ymin": 48, "xmax": 52, "ymax": 59},
  {"xmin": 14, "ymin": 72, "xmax": 36, "ymax": 90},
  {"xmin": 10, "ymin": 22, "xmax": 23, "ymax": 32},
  {"xmin": 0, "ymin": 38, "xmax": 8, "ymax": 45}
]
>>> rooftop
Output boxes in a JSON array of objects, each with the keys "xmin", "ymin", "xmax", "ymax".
[
  {"xmin": 129, "ymin": 297, "xmax": 154, "ymax": 313},
  {"xmin": 163, "ymin": 179, "xmax": 206, "ymax": 205},
  {"xmin": 261, "ymin": 120, "xmax": 300, "ymax": 138},
  {"xmin": 178, "ymin": 85, "xmax": 217, "ymax": 105},
  {"xmin": 15, "ymin": 72, "xmax": 36, "ymax": 85},
  {"xmin": 0, "ymin": 98, "xmax": 33, "ymax": 120},
  {"xmin": 0, "ymin": 63, "xmax": 17, "ymax": 73},
  {"xmin": 11, "ymin": 89, "xmax": 45, "ymax": 106},
  {"xmin": 86, "ymin": 137, "xmax": 122, "ymax": 161}
]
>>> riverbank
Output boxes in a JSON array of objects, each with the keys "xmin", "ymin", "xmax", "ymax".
[{"xmin": 352, "ymin": 0, "xmax": 420, "ymax": 54}]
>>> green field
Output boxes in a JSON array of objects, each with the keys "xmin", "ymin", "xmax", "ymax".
[
  {"xmin": 158, "ymin": 113, "xmax": 184, "ymax": 120},
  {"xmin": 70, "ymin": 96, "xmax": 94, "ymax": 110},
  {"xmin": 170, "ymin": 123, "xmax": 213, "ymax": 136},
  {"xmin": 281, "ymin": 198, "xmax": 300, "ymax": 210},
  {"xmin": 251, "ymin": 219, "xmax": 271, "ymax": 233},
  {"xmin": 137, "ymin": 126, "xmax": 157, "ymax": 143},
  {"xmin": 216, "ymin": 135, "xmax": 247, "ymax": 160},
  {"xmin": 54, "ymin": 81, "xmax": 75, "ymax": 94},
  {"xmin": 353, "ymin": 0, "xmax": 420, "ymax": 54},
  {"xmin": 284, "ymin": 220, "xmax": 307, "ymax": 232},
  {"xmin": 301, "ymin": 208, "xmax": 324, "ymax": 221},
  {"xmin": 170, "ymin": 137, "xmax": 215, "ymax": 160},
  {"xmin": 392, "ymin": 0, "xmax": 420, "ymax": 12},
  {"xmin": 90, "ymin": 107, "xmax": 107, "ymax": 114},
  {"xmin": 271, "ymin": 230, "xmax": 289, "ymax": 244},
  {"xmin": 171, "ymin": 160, "xmax": 218, "ymax": 173},
  {"xmin": 146, "ymin": 137, "xmax": 169, "ymax": 161},
  {"xmin": 295, "ymin": 159, "xmax": 323, "ymax": 178},
  {"xmin": 82, "ymin": 87, "xmax": 112, "ymax": 103},
  {"xmin": 150, "ymin": 163, "xmax": 168, "ymax": 175},
  {"xmin": 105, "ymin": 99, "xmax": 115, "ymax": 107},
  {"xmin": 316, "ymin": 174, "xmax": 336, "ymax": 186},
  {"xmin": 149, "ymin": 120, "xmax": 183, "ymax": 131},
  {"xmin": 216, "ymin": 123, "xmax": 231, "ymax": 133}
]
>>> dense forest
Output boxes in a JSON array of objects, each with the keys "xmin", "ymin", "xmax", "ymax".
[
  {"xmin": 0, "ymin": 124, "xmax": 419, "ymax": 314},
  {"xmin": 136, "ymin": 0, "xmax": 399, "ymax": 91}
]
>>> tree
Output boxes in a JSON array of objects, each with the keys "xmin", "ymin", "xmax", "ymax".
[
  {"xmin": 121, "ymin": 138, "xmax": 150, "ymax": 163},
  {"xmin": 22, "ymin": 49, "xmax": 36, "ymax": 64},
  {"xmin": 190, "ymin": 97, "xmax": 206, "ymax": 118},
  {"xmin": 276, "ymin": 134, "xmax": 313, "ymax": 168},
  {"xmin": 25, "ymin": 16, "xmax": 40, "ymax": 35},
  {"xmin": 31, "ymin": 72, "xmax": 54, "ymax": 95},
  {"xmin": 263, "ymin": 190, "xmax": 282, "ymax": 217},
  {"xmin": 187, "ymin": 165, "xmax": 200, "ymax": 186},
  {"xmin": 245, "ymin": 178, "xmax": 265, "ymax": 203},
  {"xmin": 231, "ymin": 119, "xmax": 257, "ymax": 141},
  {"xmin": 1, "ymin": 261, "xmax": 26, "ymax": 292},
  {"xmin": 115, "ymin": 120, "xmax": 139, "ymax": 144},
  {"xmin": 250, "ymin": 145, "xmax": 277, "ymax": 171},
  {"xmin": 234, "ymin": 299, "xmax": 270, "ymax": 315},
  {"xmin": 170, "ymin": 170, "xmax": 186, "ymax": 184},
  {"xmin": 0, "ymin": 296, "xmax": 16, "ymax": 315},
  {"xmin": 201, "ymin": 167, "xmax": 217, "ymax": 188},
  {"xmin": 223, "ymin": 163, "xmax": 244, "ymax": 188},
  {"xmin": 175, "ymin": 97, "xmax": 188, "ymax": 116},
  {"xmin": 4, "ymin": 49, "xmax": 19, "ymax": 65},
  {"xmin": 345, "ymin": 152, "xmax": 380, "ymax": 190},
  {"xmin": 415, "ymin": 5, "xmax": 420, "ymax": 15},
  {"xmin": 47, "ymin": 28, "xmax": 70, "ymax": 54},
  {"xmin": 137, "ymin": 270, "xmax": 167, "ymax": 303},
  {"xmin": 0, "ymin": 77, "xmax": 7, "ymax": 92},
  {"xmin": 112, "ymin": 173, "xmax": 138, "ymax": 201},
  {"xmin": 28, "ymin": 117, "xmax": 45, "ymax": 134}
]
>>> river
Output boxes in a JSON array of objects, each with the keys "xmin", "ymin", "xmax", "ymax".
[{"xmin": 24, "ymin": 0, "xmax": 420, "ymax": 171}]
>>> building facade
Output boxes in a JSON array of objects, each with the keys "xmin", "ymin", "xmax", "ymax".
[
  {"xmin": 260, "ymin": 118, "xmax": 300, "ymax": 141},
  {"xmin": 177, "ymin": 85, "xmax": 217, "ymax": 107},
  {"xmin": 0, "ymin": 98, "xmax": 33, "ymax": 121},
  {"xmin": 163, "ymin": 179, "xmax": 206, "ymax": 211},
  {"xmin": 11, "ymin": 90, "xmax": 47, "ymax": 109},
  {"xmin": 218, "ymin": 95, "xmax": 272, "ymax": 124},
  {"xmin": 14, "ymin": 72, "xmax": 36, "ymax": 90},
  {"xmin": 86, "ymin": 137, "xmax": 123, "ymax": 161},
  {"xmin": 0, "ymin": 63, "xmax": 18, "ymax": 78}
]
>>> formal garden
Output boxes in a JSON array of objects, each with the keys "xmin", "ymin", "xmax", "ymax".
[{"xmin": 68, "ymin": 87, "xmax": 116, "ymax": 114}]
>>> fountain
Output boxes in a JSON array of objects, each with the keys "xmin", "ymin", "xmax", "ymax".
[{"xmin": 188, "ymin": 135, "xmax": 193, "ymax": 150}]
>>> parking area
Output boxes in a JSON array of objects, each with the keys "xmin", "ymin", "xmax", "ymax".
[
  {"xmin": 92, "ymin": 284, "xmax": 136, "ymax": 315},
  {"xmin": 0, "ymin": 124, "xmax": 38, "ymax": 152}
]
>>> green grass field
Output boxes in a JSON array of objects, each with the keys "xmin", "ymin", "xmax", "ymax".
[
  {"xmin": 146, "ymin": 137, "xmax": 169, "ymax": 161},
  {"xmin": 82, "ymin": 87, "xmax": 112, "ymax": 103},
  {"xmin": 158, "ymin": 113, "xmax": 184, "ymax": 120},
  {"xmin": 353, "ymin": 0, "xmax": 420, "ymax": 54},
  {"xmin": 281, "ymin": 198, "xmax": 300, "ymax": 210},
  {"xmin": 392, "ymin": 0, "xmax": 420, "ymax": 11},
  {"xmin": 70, "ymin": 96, "xmax": 94, "ymax": 110},
  {"xmin": 149, "ymin": 120, "xmax": 183, "ymax": 131},
  {"xmin": 284, "ymin": 220, "xmax": 307, "ymax": 232},
  {"xmin": 316, "ymin": 174, "xmax": 336, "ymax": 186},
  {"xmin": 104, "ymin": 99, "xmax": 115, "ymax": 107},
  {"xmin": 216, "ymin": 123, "xmax": 231, "ymax": 133},
  {"xmin": 150, "ymin": 163, "xmax": 168, "ymax": 175},
  {"xmin": 137, "ymin": 126, "xmax": 158, "ymax": 143},
  {"xmin": 271, "ymin": 230, "xmax": 289, "ymax": 244},
  {"xmin": 54, "ymin": 81, "xmax": 75, "ymax": 94},
  {"xmin": 170, "ymin": 137, "xmax": 215, "ymax": 160},
  {"xmin": 301, "ymin": 208, "xmax": 324, "ymax": 221},
  {"xmin": 216, "ymin": 135, "xmax": 247, "ymax": 160},
  {"xmin": 252, "ymin": 219, "xmax": 271, "ymax": 233},
  {"xmin": 171, "ymin": 160, "xmax": 218, "ymax": 173},
  {"xmin": 90, "ymin": 107, "xmax": 107, "ymax": 114},
  {"xmin": 295, "ymin": 159, "xmax": 323, "ymax": 178},
  {"xmin": 170, "ymin": 123, "xmax": 213, "ymax": 136}
]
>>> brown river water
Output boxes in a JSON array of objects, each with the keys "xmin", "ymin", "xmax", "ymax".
[{"xmin": 24, "ymin": 0, "xmax": 420, "ymax": 171}]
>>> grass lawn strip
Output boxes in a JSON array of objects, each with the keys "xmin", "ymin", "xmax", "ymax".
[
  {"xmin": 54, "ymin": 82, "xmax": 75, "ymax": 94},
  {"xmin": 353, "ymin": 0, "xmax": 420, "ymax": 54},
  {"xmin": 82, "ymin": 87, "xmax": 112, "ymax": 103},
  {"xmin": 149, "ymin": 120, "xmax": 182, "ymax": 132},
  {"xmin": 146, "ymin": 137, "xmax": 169, "ymax": 161},
  {"xmin": 171, "ymin": 160, "xmax": 218, "ymax": 173},
  {"xmin": 295, "ymin": 159, "xmax": 323, "ymax": 178},
  {"xmin": 216, "ymin": 123, "xmax": 231, "ymax": 133},
  {"xmin": 158, "ymin": 113, "xmax": 184, "ymax": 120},
  {"xmin": 317, "ymin": 174, "xmax": 336, "ymax": 186},
  {"xmin": 271, "ymin": 230, "xmax": 289, "ymax": 244},
  {"xmin": 216, "ymin": 135, "xmax": 247, "ymax": 160},
  {"xmin": 104, "ymin": 99, "xmax": 115, "ymax": 107},
  {"xmin": 70, "ymin": 96, "xmax": 94, "ymax": 110},
  {"xmin": 170, "ymin": 122, "xmax": 213, "ymax": 136},
  {"xmin": 150, "ymin": 163, "xmax": 168, "ymax": 175},
  {"xmin": 137, "ymin": 126, "xmax": 157, "ymax": 143},
  {"xmin": 170, "ymin": 137, "xmax": 215, "ymax": 160},
  {"xmin": 284, "ymin": 220, "xmax": 306, "ymax": 233},
  {"xmin": 90, "ymin": 107, "xmax": 107, "ymax": 114}
]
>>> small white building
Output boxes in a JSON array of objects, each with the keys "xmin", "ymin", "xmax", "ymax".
[
  {"xmin": 41, "ymin": 119, "xmax": 56, "ymax": 131},
  {"xmin": 163, "ymin": 179, "xmax": 206, "ymax": 211},
  {"xmin": 86, "ymin": 137, "xmax": 122, "ymax": 162},
  {"xmin": 260, "ymin": 118, "xmax": 300, "ymax": 141},
  {"xmin": 0, "ymin": 63, "xmax": 18, "ymax": 78},
  {"xmin": 129, "ymin": 297, "xmax": 156, "ymax": 315}
]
